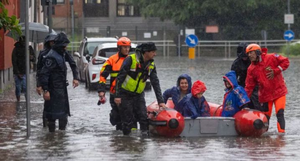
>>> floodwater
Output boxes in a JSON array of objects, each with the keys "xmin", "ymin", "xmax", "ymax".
[{"xmin": 0, "ymin": 56, "xmax": 299, "ymax": 161}]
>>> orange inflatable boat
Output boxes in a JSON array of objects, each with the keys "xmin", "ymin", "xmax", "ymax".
[
  {"xmin": 147, "ymin": 99, "xmax": 268, "ymax": 137},
  {"xmin": 147, "ymin": 101, "xmax": 184, "ymax": 137}
]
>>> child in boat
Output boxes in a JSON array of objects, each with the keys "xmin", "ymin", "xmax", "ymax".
[
  {"xmin": 163, "ymin": 74, "xmax": 192, "ymax": 114},
  {"xmin": 182, "ymin": 80, "xmax": 210, "ymax": 118},
  {"xmin": 222, "ymin": 71, "xmax": 250, "ymax": 117}
]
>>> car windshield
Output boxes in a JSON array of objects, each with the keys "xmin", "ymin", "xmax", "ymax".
[{"xmin": 98, "ymin": 48, "xmax": 136, "ymax": 57}]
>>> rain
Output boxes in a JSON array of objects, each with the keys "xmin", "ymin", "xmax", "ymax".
[{"xmin": 1, "ymin": 0, "xmax": 300, "ymax": 160}]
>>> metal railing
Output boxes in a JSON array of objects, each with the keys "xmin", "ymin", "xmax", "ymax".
[{"xmin": 68, "ymin": 39, "xmax": 299, "ymax": 58}]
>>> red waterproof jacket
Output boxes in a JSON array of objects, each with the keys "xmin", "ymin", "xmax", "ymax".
[{"xmin": 245, "ymin": 53, "xmax": 289, "ymax": 103}]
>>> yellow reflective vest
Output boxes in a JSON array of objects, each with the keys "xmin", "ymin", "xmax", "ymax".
[{"xmin": 121, "ymin": 54, "xmax": 154, "ymax": 94}]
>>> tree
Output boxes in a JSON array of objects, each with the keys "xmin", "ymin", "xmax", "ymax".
[
  {"xmin": 127, "ymin": 0, "xmax": 300, "ymax": 40},
  {"xmin": 0, "ymin": 1, "xmax": 22, "ymax": 40}
]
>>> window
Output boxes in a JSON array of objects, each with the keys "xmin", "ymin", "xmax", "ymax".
[
  {"xmin": 84, "ymin": 42, "xmax": 101, "ymax": 56},
  {"xmin": 85, "ymin": 0, "xmax": 102, "ymax": 4},
  {"xmin": 56, "ymin": 0, "xmax": 65, "ymax": 4},
  {"xmin": 98, "ymin": 48, "xmax": 118, "ymax": 57},
  {"xmin": 117, "ymin": 0, "xmax": 140, "ymax": 17},
  {"xmin": 84, "ymin": 0, "xmax": 108, "ymax": 17}
]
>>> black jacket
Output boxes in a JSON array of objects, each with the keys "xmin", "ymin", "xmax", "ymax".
[
  {"xmin": 36, "ymin": 48, "xmax": 51, "ymax": 87},
  {"xmin": 36, "ymin": 48, "xmax": 78, "ymax": 87},
  {"xmin": 39, "ymin": 47, "xmax": 71, "ymax": 119},
  {"xmin": 231, "ymin": 48, "xmax": 250, "ymax": 88},
  {"xmin": 12, "ymin": 42, "xmax": 35, "ymax": 75}
]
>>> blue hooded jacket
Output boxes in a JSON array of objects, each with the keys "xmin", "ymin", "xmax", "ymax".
[
  {"xmin": 163, "ymin": 74, "xmax": 192, "ymax": 114},
  {"xmin": 221, "ymin": 71, "xmax": 250, "ymax": 117},
  {"xmin": 182, "ymin": 94, "xmax": 210, "ymax": 118}
]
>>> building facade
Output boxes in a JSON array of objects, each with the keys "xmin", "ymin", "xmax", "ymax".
[
  {"xmin": 0, "ymin": 0, "xmax": 44, "ymax": 91},
  {"xmin": 52, "ymin": 0, "xmax": 179, "ymax": 41},
  {"xmin": 0, "ymin": 0, "xmax": 20, "ymax": 91}
]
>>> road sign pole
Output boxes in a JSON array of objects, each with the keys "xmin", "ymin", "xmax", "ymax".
[
  {"xmin": 188, "ymin": 48, "xmax": 195, "ymax": 59},
  {"xmin": 288, "ymin": 0, "xmax": 290, "ymax": 57},
  {"xmin": 185, "ymin": 34, "xmax": 199, "ymax": 58},
  {"xmin": 284, "ymin": 30, "xmax": 294, "ymax": 57},
  {"xmin": 25, "ymin": 0, "xmax": 31, "ymax": 138}
]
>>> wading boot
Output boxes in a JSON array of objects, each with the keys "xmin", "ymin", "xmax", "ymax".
[
  {"xmin": 131, "ymin": 122, "xmax": 138, "ymax": 131},
  {"xmin": 122, "ymin": 125, "xmax": 131, "ymax": 135},
  {"xmin": 116, "ymin": 123, "xmax": 122, "ymax": 131},
  {"xmin": 48, "ymin": 120, "xmax": 56, "ymax": 132},
  {"xmin": 59, "ymin": 117, "xmax": 68, "ymax": 130}
]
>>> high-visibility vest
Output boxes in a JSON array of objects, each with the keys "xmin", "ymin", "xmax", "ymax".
[
  {"xmin": 121, "ymin": 54, "xmax": 154, "ymax": 94},
  {"xmin": 99, "ymin": 53, "xmax": 126, "ymax": 93}
]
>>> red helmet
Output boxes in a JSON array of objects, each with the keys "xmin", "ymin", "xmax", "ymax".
[
  {"xmin": 117, "ymin": 37, "xmax": 131, "ymax": 46},
  {"xmin": 246, "ymin": 44, "xmax": 261, "ymax": 55}
]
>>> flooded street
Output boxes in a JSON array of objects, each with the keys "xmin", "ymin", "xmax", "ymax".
[{"xmin": 0, "ymin": 56, "xmax": 300, "ymax": 161}]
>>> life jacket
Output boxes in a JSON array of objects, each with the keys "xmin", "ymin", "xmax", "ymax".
[
  {"xmin": 121, "ymin": 54, "xmax": 154, "ymax": 94},
  {"xmin": 99, "ymin": 52, "xmax": 126, "ymax": 93}
]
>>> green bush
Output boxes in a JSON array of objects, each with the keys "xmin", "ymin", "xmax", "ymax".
[
  {"xmin": 281, "ymin": 43, "xmax": 300, "ymax": 56},
  {"xmin": 0, "ymin": 2, "xmax": 22, "ymax": 40}
]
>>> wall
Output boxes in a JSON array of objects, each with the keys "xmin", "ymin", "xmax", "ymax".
[
  {"xmin": 0, "ymin": 0, "xmax": 20, "ymax": 91},
  {"xmin": 52, "ymin": 0, "xmax": 83, "ymax": 34},
  {"xmin": 0, "ymin": 0, "xmax": 19, "ymax": 70}
]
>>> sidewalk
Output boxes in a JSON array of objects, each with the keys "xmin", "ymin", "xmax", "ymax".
[{"xmin": 0, "ymin": 84, "xmax": 16, "ymax": 102}]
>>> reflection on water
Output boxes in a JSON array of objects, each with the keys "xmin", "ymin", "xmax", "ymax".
[
  {"xmin": 232, "ymin": 135, "xmax": 286, "ymax": 160},
  {"xmin": 0, "ymin": 56, "xmax": 300, "ymax": 160}
]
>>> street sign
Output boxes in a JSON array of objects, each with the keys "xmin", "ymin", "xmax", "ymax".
[
  {"xmin": 284, "ymin": 14, "xmax": 294, "ymax": 24},
  {"xmin": 284, "ymin": 30, "xmax": 295, "ymax": 41},
  {"xmin": 185, "ymin": 34, "xmax": 198, "ymax": 47}
]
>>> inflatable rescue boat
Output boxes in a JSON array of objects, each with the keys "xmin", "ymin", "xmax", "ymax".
[
  {"xmin": 147, "ymin": 101, "xmax": 184, "ymax": 137},
  {"xmin": 147, "ymin": 99, "xmax": 268, "ymax": 137}
]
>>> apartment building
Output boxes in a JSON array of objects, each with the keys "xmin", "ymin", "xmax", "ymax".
[{"xmin": 52, "ymin": 0, "xmax": 179, "ymax": 41}]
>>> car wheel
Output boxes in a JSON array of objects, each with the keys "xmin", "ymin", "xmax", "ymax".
[
  {"xmin": 85, "ymin": 74, "xmax": 93, "ymax": 91},
  {"xmin": 85, "ymin": 71, "xmax": 89, "ymax": 89},
  {"xmin": 85, "ymin": 77, "xmax": 88, "ymax": 89}
]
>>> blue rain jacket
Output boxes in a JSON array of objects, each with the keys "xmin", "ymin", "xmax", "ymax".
[
  {"xmin": 182, "ymin": 94, "xmax": 210, "ymax": 118},
  {"xmin": 163, "ymin": 74, "xmax": 192, "ymax": 114},
  {"xmin": 221, "ymin": 71, "xmax": 250, "ymax": 117}
]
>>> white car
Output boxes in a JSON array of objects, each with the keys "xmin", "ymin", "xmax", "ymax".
[
  {"xmin": 85, "ymin": 43, "xmax": 151, "ymax": 91},
  {"xmin": 73, "ymin": 37, "xmax": 118, "ymax": 82}
]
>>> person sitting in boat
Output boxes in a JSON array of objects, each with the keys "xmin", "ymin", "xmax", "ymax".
[
  {"xmin": 163, "ymin": 74, "xmax": 192, "ymax": 114},
  {"xmin": 221, "ymin": 71, "xmax": 250, "ymax": 117},
  {"xmin": 182, "ymin": 80, "xmax": 210, "ymax": 118}
]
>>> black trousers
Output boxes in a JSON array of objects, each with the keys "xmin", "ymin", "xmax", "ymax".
[
  {"xmin": 109, "ymin": 94, "xmax": 122, "ymax": 126},
  {"xmin": 118, "ymin": 93, "xmax": 148, "ymax": 131}
]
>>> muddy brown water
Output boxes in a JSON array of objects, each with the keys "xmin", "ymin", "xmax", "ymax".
[{"xmin": 0, "ymin": 56, "xmax": 299, "ymax": 160}]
